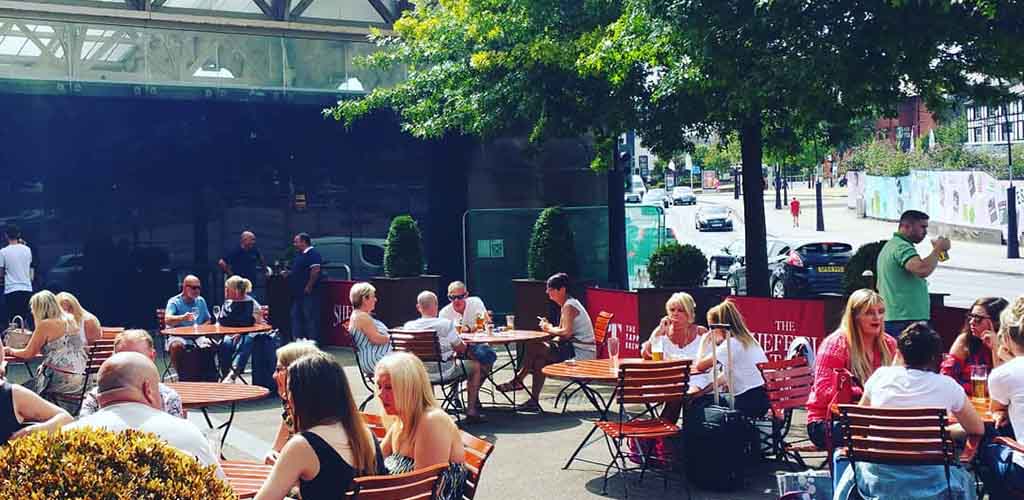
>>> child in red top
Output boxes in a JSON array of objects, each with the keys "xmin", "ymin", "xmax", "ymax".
[{"xmin": 789, "ymin": 197, "xmax": 801, "ymax": 227}]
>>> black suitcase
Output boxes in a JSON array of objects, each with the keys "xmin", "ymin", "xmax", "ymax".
[
  {"xmin": 179, "ymin": 345, "xmax": 219, "ymax": 382},
  {"xmin": 684, "ymin": 323, "xmax": 754, "ymax": 491},
  {"xmin": 250, "ymin": 333, "xmax": 279, "ymax": 393}
]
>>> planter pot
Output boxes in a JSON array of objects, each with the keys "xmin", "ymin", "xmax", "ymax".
[
  {"xmin": 636, "ymin": 287, "xmax": 731, "ymax": 345},
  {"xmin": 512, "ymin": 279, "xmax": 559, "ymax": 329},
  {"xmin": 370, "ymin": 275, "xmax": 441, "ymax": 328}
]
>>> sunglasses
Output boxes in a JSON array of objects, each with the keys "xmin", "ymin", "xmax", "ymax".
[
  {"xmin": 448, "ymin": 293, "xmax": 468, "ymax": 300},
  {"xmin": 186, "ymin": 285, "xmax": 202, "ymax": 291},
  {"xmin": 967, "ymin": 313, "xmax": 991, "ymax": 322}
]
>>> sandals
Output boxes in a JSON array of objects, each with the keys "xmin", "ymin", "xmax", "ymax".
[
  {"xmin": 463, "ymin": 413, "xmax": 489, "ymax": 425},
  {"xmin": 496, "ymin": 380, "xmax": 526, "ymax": 393},
  {"xmin": 517, "ymin": 400, "xmax": 543, "ymax": 412}
]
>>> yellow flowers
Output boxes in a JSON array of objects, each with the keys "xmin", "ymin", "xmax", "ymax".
[{"xmin": 0, "ymin": 427, "xmax": 236, "ymax": 499}]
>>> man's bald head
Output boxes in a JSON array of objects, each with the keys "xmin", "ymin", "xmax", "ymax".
[{"xmin": 97, "ymin": 351, "xmax": 159, "ymax": 395}]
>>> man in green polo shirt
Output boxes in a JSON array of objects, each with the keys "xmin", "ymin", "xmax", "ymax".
[{"xmin": 876, "ymin": 210, "xmax": 951, "ymax": 337}]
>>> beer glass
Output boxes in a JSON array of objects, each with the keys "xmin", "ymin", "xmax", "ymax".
[{"xmin": 971, "ymin": 365, "xmax": 989, "ymax": 400}]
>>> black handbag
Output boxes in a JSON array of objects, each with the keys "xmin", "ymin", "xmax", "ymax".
[{"xmin": 219, "ymin": 301, "xmax": 255, "ymax": 328}]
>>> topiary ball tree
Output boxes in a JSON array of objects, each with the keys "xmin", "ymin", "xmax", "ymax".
[
  {"xmin": 383, "ymin": 214, "xmax": 425, "ymax": 278},
  {"xmin": 843, "ymin": 240, "xmax": 887, "ymax": 295},
  {"xmin": 528, "ymin": 206, "xmax": 579, "ymax": 280},
  {"xmin": 647, "ymin": 243, "xmax": 708, "ymax": 288}
]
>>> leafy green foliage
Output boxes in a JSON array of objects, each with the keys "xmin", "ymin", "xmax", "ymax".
[
  {"xmin": 843, "ymin": 240, "xmax": 886, "ymax": 295},
  {"xmin": 383, "ymin": 215, "xmax": 425, "ymax": 277},
  {"xmin": 528, "ymin": 207, "xmax": 578, "ymax": 280},
  {"xmin": 845, "ymin": 138, "xmax": 1024, "ymax": 179},
  {"xmin": 647, "ymin": 243, "xmax": 707, "ymax": 288}
]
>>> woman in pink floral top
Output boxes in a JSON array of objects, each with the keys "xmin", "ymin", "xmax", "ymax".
[
  {"xmin": 805, "ymin": 289, "xmax": 898, "ymax": 448},
  {"xmin": 940, "ymin": 297, "xmax": 1009, "ymax": 395}
]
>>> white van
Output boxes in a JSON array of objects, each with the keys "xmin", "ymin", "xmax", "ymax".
[{"xmin": 312, "ymin": 237, "xmax": 386, "ymax": 280}]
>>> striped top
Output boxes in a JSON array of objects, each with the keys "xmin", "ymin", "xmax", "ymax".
[{"xmin": 352, "ymin": 317, "xmax": 393, "ymax": 375}]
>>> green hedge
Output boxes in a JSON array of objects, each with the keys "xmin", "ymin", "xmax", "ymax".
[{"xmin": 383, "ymin": 215, "xmax": 425, "ymax": 278}]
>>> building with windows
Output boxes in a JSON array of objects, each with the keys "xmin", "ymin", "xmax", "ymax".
[
  {"xmin": 874, "ymin": 96, "xmax": 937, "ymax": 151},
  {"xmin": 965, "ymin": 85, "xmax": 1024, "ymax": 155}
]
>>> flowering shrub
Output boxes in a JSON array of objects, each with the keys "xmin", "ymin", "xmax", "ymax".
[{"xmin": 0, "ymin": 427, "xmax": 235, "ymax": 499}]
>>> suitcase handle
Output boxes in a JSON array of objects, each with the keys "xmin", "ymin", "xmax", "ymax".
[{"xmin": 708, "ymin": 323, "xmax": 735, "ymax": 410}]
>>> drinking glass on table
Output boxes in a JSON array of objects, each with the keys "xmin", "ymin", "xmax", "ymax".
[
  {"xmin": 191, "ymin": 306, "xmax": 201, "ymax": 331},
  {"xmin": 212, "ymin": 305, "xmax": 221, "ymax": 330},
  {"xmin": 607, "ymin": 331, "xmax": 620, "ymax": 372},
  {"xmin": 203, "ymin": 427, "xmax": 222, "ymax": 459},
  {"xmin": 506, "ymin": 314, "xmax": 515, "ymax": 331},
  {"xmin": 971, "ymin": 365, "xmax": 989, "ymax": 399}
]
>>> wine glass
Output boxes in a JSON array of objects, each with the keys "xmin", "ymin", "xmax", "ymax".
[
  {"xmin": 212, "ymin": 305, "xmax": 222, "ymax": 330},
  {"xmin": 191, "ymin": 306, "xmax": 201, "ymax": 330}
]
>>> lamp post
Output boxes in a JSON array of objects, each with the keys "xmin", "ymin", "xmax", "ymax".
[
  {"xmin": 733, "ymin": 167, "xmax": 740, "ymax": 200},
  {"xmin": 1005, "ymin": 104, "xmax": 1019, "ymax": 259},
  {"xmin": 774, "ymin": 164, "xmax": 782, "ymax": 210}
]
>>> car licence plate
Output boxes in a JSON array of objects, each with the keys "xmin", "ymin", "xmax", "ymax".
[{"xmin": 817, "ymin": 266, "xmax": 844, "ymax": 273}]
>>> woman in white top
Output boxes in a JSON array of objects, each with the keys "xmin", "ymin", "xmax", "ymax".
[
  {"xmin": 55, "ymin": 292, "xmax": 102, "ymax": 346},
  {"xmin": 978, "ymin": 295, "xmax": 1024, "ymax": 499},
  {"xmin": 692, "ymin": 299, "xmax": 769, "ymax": 418},
  {"xmin": 497, "ymin": 272, "xmax": 594, "ymax": 411},
  {"xmin": 641, "ymin": 292, "xmax": 709, "ymax": 423}
]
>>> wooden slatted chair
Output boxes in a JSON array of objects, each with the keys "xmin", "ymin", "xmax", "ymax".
[
  {"xmin": 460, "ymin": 430, "xmax": 495, "ymax": 500},
  {"xmin": 346, "ymin": 320, "xmax": 380, "ymax": 411},
  {"xmin": 73, "ymin": 339, "xmax": 118, "ymax": 415},
  {"xmin": 554, "ymin": 311, "xmax": 613, "ymax": 413},
  {"xmin": 362, "ymin": 412, "xmax": 388, "ymax": 439},
  {"xmin": 591, "ymin": 359, "xmax": 691, "ymax": 496},
  {"xmin": 390, "ymin": 328, "xmax": 467, "ymax": 420},
  {"xmin": 836, "ymin": 405, "xmax": 958, "ymax": 499},
  {"xmin": 756, "ymin": 358, "xmax": 815, "ymax": 469},
  {"xmin": 346, "ymin": 462, "xmax": 448, "ymax": 500}
]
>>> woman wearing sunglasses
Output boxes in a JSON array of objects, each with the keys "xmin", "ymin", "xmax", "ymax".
[{"xmin": 940, "ymin": 297, "xmax": 1009, "ymax": 396}]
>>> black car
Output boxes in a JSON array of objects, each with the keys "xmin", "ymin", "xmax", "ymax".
[
  {"xmin": 695, "ymin": 205, "xmax": 734, "ymax": 231},
  {"xmin": 726, "ymin": 239, "xmax": 853, "ymax": 298},
  {"xmin": 708, "ymin": 238, "xmax": 788, "ymax": 281}
]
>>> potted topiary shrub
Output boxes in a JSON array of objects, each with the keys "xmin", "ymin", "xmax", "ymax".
[
  {"xmin": 843, "ymin": 240, "xmax": 887, "ymax": 295},
  {"xmin": 515, "ymin": 207, "xmax": 580, "ymax": 328},
  {"xmin": 0, "ymin": 427, "xmax": 234, "ymax": 499},
  {"xmin": 372, "ymin": 215, "xmax": 440, "ymax": 327},
  {"xmin": 636, "ymin": 242, "xmax": 730, "ymax": 346}
]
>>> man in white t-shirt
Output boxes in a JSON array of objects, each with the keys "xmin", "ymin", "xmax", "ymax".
[
  {"xmin": 405, "ymin": 290, "xmax": 487, "ymax": 423},
  {"xmin": 439, "ymin": 281, "xmax": 488, "ymax": 327},
  {"xmin": 65, "ymin": 352, "xmax": 225, "ymax": 478},
  {"xmin": 0, "ymin": 225, "xmax": 33, "ymax": 327}
]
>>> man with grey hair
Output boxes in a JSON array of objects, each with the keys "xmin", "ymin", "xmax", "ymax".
[
  {"xmin": 404, "ymin": 290, "xmax": 488, "ymax": 424},
  {"xmin": 65, "ymin": 352, "xmax": 224, "ymax": 477}
]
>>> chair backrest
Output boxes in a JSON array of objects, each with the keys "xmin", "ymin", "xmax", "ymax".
[
  {"xmin": 615, "ymin": 359, "xmax": 691, "ymax": 407},
  {"xmin": 156, "ymin": 308, "xmax": 166, "ymax": 330},
  {"xmin": 362, "ymin": 412, "xmax": 388, "ymax": 439},
  {"xmin": 347, "ymin": 462, "xmax": 448, "ymax": 500},
  {"xmin": 593, "ymin": 311, "xmax": 614, "ymax": 345},
  {"xmin": 86, "ymin": 339, "xmax": 118, "ymax": 375},
  {"xmin": 757, "ymin": 358, "xmax": 813, "ymax": 416},
  {"xmin": 260, "ymin": 305, "xmax": 270, "ymax": 323},
  {"xmin": 389, "ymin": 329, "xmax": 444, "ymax": 364},
  {"xmin": 460, "ymin": 431, "xmax": 495, "ymax": 500},
  {"xmin": 836, "ymin": 404, "xmax": 956, "ymax": 467}
]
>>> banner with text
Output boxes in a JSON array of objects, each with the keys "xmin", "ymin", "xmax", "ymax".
[
  {"xmin": 728, "ymin": 296, "xmax": 828, "ymax": 362},
  {"xmin": 321, "ymin": 280, "xmax": 356, "ymax": 347},
  {"xmin": 585, "ymin": 288, "xmax": 641, "ymax": 359}
]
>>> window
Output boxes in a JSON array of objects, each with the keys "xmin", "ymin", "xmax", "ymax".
[
  {"xmin": 1016, "ymin": 121, "xmax": 1024, "ymax": 141},
  {"xmin": 978, "ymin": 106, "xmax": 987, "ymax": 119},
  {"xmin": 967, "ymin": 107, "xmax": 975, "ymax": 121},
  {"xmin": 988, "ymin": 125, "xmax": 997, "ymax": 142},
  {"xmin": 360, "ymin": 244, "xmax": 384, "ymax": 267},
  {"xmin": 971, "ymin": 127, "xmax": 981, "ymax": 143}
]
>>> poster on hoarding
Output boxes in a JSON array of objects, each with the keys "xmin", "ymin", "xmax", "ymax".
[
  {"xmin": 728, "ymin": 296, "xmax": 828, "ymax": 362},
  {"xmin": 625, "ymin": 205, "xmax": 664, "ymax": 290},
  {"xmin": 702, "ymin": 170, "xmax": 719, "ymax": 190},
  {"xmin": 320, "ymin": 280, "xmax": 355, "ymax": 346}
]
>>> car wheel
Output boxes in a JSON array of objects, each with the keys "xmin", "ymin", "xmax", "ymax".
[{"xmin": 771, "ymin": 279, "xmax": 786, "ymax": 298}]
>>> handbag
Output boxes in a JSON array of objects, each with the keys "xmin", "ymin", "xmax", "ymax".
[{"xmin": 3, "ymin": 316, "xmax": 32, "ymax": 349}]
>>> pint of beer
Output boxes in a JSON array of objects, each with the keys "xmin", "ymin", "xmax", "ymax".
[
  {"xmin": 651, "ymin": 336, "xmax": 664, "ymax": 361},
  {"xmin": 971, "ymin": 365, "xmax": 989, "ymax": 399}
]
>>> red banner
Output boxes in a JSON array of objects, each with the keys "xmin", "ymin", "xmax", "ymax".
[
  {"xmin": 321, "ymin": 280, "xmax": 356, "ymax": 347},
  {"xmin": 585, "ymin": 288, "xmax": 641, "ymax": 359},
  {"xmin": 728, "ymin": 296, "xmax": 827, "ymax": 362}
]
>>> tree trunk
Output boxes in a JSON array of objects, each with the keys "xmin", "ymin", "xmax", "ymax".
[
  {"xmin": 609, "ymin": 142, "xmax": 628, "ymax": 289},
  {"xmin": 740, "ymin": 116, "xmax": 770, "ymax": 297}
]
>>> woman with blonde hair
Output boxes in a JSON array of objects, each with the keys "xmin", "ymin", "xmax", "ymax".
[
  {"xmin": 349, "ymin": 282, "xmax": 392, "ymax": 376},
  {"xmin": 641, "ymin": 292, "xmax": 709, "ymax": 423},
  {"xmin": 692, "ymin": 299, "xmax": 770, "ymax": 418},
  {"xmin": 256, "ymin": 353, "xmax": 384, "ymax": 500},
  {"xmin": 376, "ymin": 352, "xmax": 466, "ymax": 500},
  {"xmin": 218, "ymin": 275, "xmax": 267, "ymax": 383},
  {"xmin": 55, "ymin": 292, "xmax": 102, "ymax": 346},
  {"xmin": 3, "ymin": 290, "xmax": 88, "ymax": 413},
  {"xmin": 265, "ymin": 340, "xmax": 323, "ymax": 465},
  {"xmin": 804, "ymin": 289, "xmax": 897, "ymax": 448}
]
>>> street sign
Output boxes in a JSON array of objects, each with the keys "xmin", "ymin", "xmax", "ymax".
[{"xmin": 666, "ymin": 171, "xmax": 675, "ymax": 187}]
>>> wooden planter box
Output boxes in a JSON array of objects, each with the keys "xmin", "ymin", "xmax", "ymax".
[
  {"xmin": 512, "ymin": 279, "xmax": 558, "ymax": 330},
  {"xmin": 370, "ymin": 275, "xmax": 441, "ymax": 328}
]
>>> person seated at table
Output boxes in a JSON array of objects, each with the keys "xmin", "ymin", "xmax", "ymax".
[
  {"xmin": 255, "ymin": 352, "xmax": 385, "ymax": 500},
  {"xmin": 941, "ymin": 297, "xmax": 1010, "ymax": 395},
  {"xmin": 349, "ymin": 282, "xmax": 392, "ymax": 376},
  {"xmin": 56, "ymin": 292, "xmax": 102, "ymax": 346},
  {"xmin": 804, "ymin": 289, "xmax": 898, "ymax": 449},
  {"xmin": 266, "ymin": 340, "xmax": 323, "ymax": 465},
  {"xmin": 405, "ymin": 291, "xmax": 487, "ymax": 424},
  {"xmin": 218, "ymin": 275, "xmax": 267, "ymax": 384},
  {"xmin": 79, "ymin": 329, "xmax": 184, "ymax": 418},
  {"xmin": 163, "ymin": 275, "xmax": 211, "ymax": 381},
  {"xmin": 834, "ymin": 322, "xmax": 983, "ymax": 500},
  {"xmin": 692, "ymin": 299, "xmax": 769, "ymax": 419},
  {"xmin": 497, "ymin": 272, "xmax": 595, "ymax": 412},
  {"xmin": 0, "ymin": 340, "xmax": 73, "ymax": 445},
  {"xmin": 640, "ymin": 292, "xmax": 711, "ymax": 423},
  {"xmin": 978, "ymin": 295, "xmax": 1024, "ymax": 499},
  {"xmin": 438, "ymin": 281, "xmax": 497, "ymax": 379},
  {"xmin": 375, "ymin": 352, "xmax": 467, "ymax": 500},
  {"xmin": 3, "ymin": 290, "xmax": 88, "ymax": 414},
  {"xmin": 65, "ymin": 352, "xmax": 224, "ymax": 478}
]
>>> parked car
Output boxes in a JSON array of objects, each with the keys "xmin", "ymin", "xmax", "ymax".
[
  {"xmin": 707, "ymin": 239, "xmax": 745, "ymax": 280},
  {"xmin": 631, "ymin": 175, "xmax": 647, "ymax": 197},
  {"xmin": 642, "ymin": 188, "xmax": 671, "ymax": 208},
  {"xmin": 664, "ymin": 226, "xmax": 678, "ymax": 243},
  {"xmin": 695, "ymin": 205, "xmax": 734, "ymax": 231},
  {"xmin": 312, "ymin": 237, "xmax": 386, "ymax": 280},
  {"xmin": 671, "ymin": 186, "xmax": 697, "ymax": 205},
  {"xmin": 624, "ymin": 192, "xmax": 642, "ymax": 204},
  {"xmin": 726, "ymin": 239, "xmax": 853, "ymax": 298}
]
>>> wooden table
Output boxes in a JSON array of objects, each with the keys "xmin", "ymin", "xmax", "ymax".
[
  {"xmin": 3, "ymin": 353, "xmax": 44, "ymax": 379},
  {"xmin": 221, "ymin": 459, "xmax": 273, "ymax": 499},
  {"xmin": 168, "ymin": 382, "xmax": 269, "ymax": 456},
  {"xmin": 460, "ymin": 329, "xmax": 551, "ymax": 409}
]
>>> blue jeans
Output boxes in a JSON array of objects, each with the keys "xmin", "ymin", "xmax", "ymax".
[
  {"xmin": 291, "ymin": 292, "xmax": 320, "ymax": 342},
  {"xmin": 884, "ymin": 319, "xmax": 920, "ymax": 338},
  {"xmin": 217, "ymin": 334, "xmax": 254, "ymax": 376}
]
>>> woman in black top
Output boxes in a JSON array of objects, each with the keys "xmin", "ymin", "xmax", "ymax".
[
  {"xmin": 255, "ymin": 352, "xmax": 384, "ymax": 500},
  {"xmin": 0, "ymin": 371, "xmax": 73, "ymax": 445}
]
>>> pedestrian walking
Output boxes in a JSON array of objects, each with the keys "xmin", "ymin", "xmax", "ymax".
[
  {"xmin": 876, "ymin": 210, "xmax": 950, "ymax": 337},
  {"xmin": 789, "ymin": 197, "xmax": 801, "ymax": 228}
]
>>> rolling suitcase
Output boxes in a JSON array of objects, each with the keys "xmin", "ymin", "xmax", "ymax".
[
  {"xmin": 684, "ymin": 323, "xmax": 755, "ymax": 491},
  {"xmin": 179, "ymin": 344, "xmax": 219, "ymax": 382},
  {"xmin": 250, "ymin": 332, "xmax": 279, "ymax": 393}
]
